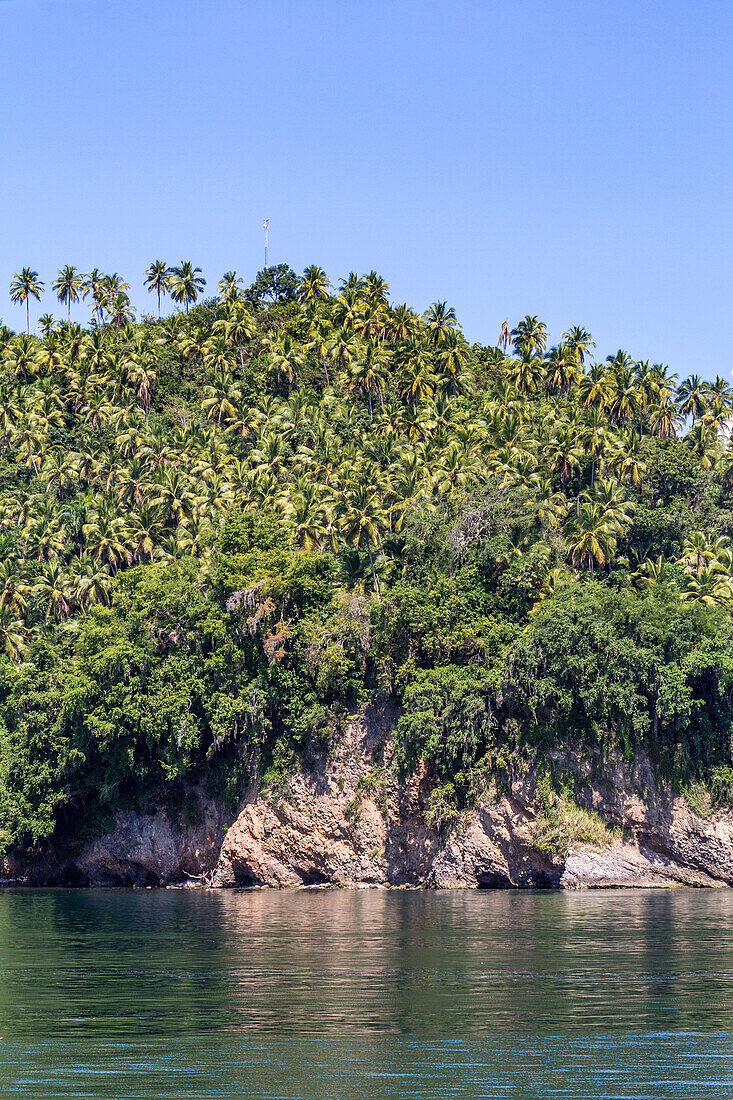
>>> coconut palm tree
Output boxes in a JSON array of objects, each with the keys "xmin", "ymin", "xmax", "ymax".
[
  {"xmin": 425, "ymin": 302, "xmax": 458, "ymax": 346},
  {"xmin": 547, "ymin": 427, "xmax": 583, "ymax": 485},
  {"xmin": 33, "ymin": 562, "xmax": 72, "ymax": 621},
  {"xmin": 10, "ymin": 268, "xmax": 44, "ymax": 334},
  {"xmin": 511, "ymin": 315, "xmax": 548, "ymax": 358},
  {"xmin": 297, "ymin": 265, "xmax": 330, "ymax": 307},
  {"xmin": 579, "ymin": 407, "xmax": 614, "ymax": 487},
  {"xmin": 345, "ymin": 341, "xmax": 390, "ymax": 418},
  {"xmin": 144, "ymin": 261, "xmax": 172, "ymax": 317},
  {"xmin": 631, "ymin": 555, "xmax": 677, "ymax": 590},
  {"xmin": 544, "ymin": 344, "xmax": 578, "ymax": 396},
  {"xmin": 677, "ymin": 374, "xmax": 710, "ymax": 427},
  {"xmin": 435, "ymin": 331, "xmax": 468, "ymax": 395},
  {"xmin": 52, "ymin": 266, "xmax": 84, "ymax": 323},
  {"xmin": 268, "ymin": 333, "xmax": 303, "ymax": 390},
  {"xmin": 562, "ymin": 325, "xmax": 595, "ymax": 365},
  {"xmin": 109, "ymin": 292, "xmax": 135, "ymax": 330},
  {"xmin": 565, "ymin": 502, "xmax": 617, "ymax": 577},
  {"xmin": 36, "ymin": 314, "xmax": 59, "ymax": 339},
  {"xmin": 213, "ymin": 298, "xmax": 257, "ymax": 373},
  {"xmin": 0, "ymin": 606, "xmax": 27, "ymax": 662},
  {"xmin": 681, "ymin": 566, "xmax": 733, "ymax": 607},
  {"xmin": 217, "ymin": 271, "xmax": 243, "ymax": 302},
  {"xmin": 170, "ymin": 261, "xmax": 206, "ymax": 313},
  {"xmin": 333, "ymin": 484, "xmax": 386, "ymax": 596},
  {"xmin": 507, "ymin": 351, "xmax": 545, "ymax": 395}
]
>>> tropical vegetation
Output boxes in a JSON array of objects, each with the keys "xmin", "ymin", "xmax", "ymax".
[{"xmin": 2, "ymin": 261, "xmax": 733, "ymax": 853}]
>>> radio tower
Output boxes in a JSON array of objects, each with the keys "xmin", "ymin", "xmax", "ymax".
[{"xmin": 263, "ymin": 219, "xmax": 269, "ymax": 268}]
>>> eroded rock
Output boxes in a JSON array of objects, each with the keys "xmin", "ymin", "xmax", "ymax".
[{"xmin": 5, "ymin": 709, "xmax": 733, "ymax": 890}]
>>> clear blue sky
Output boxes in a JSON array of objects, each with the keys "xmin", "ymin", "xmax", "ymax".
[{"xmin": 1, "ymin": 0, "xmax": 731, "ymax": 378}]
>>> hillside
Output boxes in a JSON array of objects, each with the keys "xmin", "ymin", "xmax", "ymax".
[{"xmin": 1, "ymin": 262, "xmax": 733, "ymax": 861}]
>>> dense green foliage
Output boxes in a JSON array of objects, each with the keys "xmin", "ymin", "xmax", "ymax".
[{"xmin": 2, "ymin": 262, "xmax": 733, "ymax": 851}]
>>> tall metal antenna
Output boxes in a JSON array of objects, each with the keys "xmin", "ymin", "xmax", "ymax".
[{"xmin": 263, "ymin": 219, "xmax": 269, "ymax": 269}]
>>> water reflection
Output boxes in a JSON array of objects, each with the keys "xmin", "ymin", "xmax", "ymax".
[{"xmin": 0, "ymin": 888, "xmax": 732, "ymax": 1097}]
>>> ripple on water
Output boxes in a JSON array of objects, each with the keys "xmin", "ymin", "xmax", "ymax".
[{"xmin": 0, "ymin": 888, "xmax": 732, "ymax": 1098}]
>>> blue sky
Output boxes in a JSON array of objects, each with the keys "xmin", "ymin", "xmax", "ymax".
[{"xmin": 1, "ymin": 0, "xmax": 731, "ymax": 379}]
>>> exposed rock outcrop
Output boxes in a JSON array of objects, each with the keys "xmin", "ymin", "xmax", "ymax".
[
  {"xmin": 1, "ymin": 789, "xmax": 225, "ymax": 887},
  {"xmin": 4, "ymin": 708, "xmax": 733, "ymax": 889},
  {"xmin": 212, "ymin": 709, "xmax": 733, "ymax": 890}
]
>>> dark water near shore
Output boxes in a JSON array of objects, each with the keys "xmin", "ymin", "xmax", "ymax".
[{"xmin": 0, "ymin": 889, "xmax": 732, "ymax": 1098}]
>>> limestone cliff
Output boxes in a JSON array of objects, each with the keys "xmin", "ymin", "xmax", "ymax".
[{"xmin": 3, "ymin": 708, "xmax": 733, "ymax": 889}]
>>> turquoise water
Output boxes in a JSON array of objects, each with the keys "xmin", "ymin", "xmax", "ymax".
[{"xmin": 0, "ymin": 888, "xmax": 732, "ymax": 1097}]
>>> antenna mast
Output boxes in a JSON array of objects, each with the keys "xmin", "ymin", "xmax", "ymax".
[{"xmin": 263, "ymin": 219, "xmax": 269, "ymax": 268}]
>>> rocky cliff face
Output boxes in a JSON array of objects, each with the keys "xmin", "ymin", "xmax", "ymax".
[
  {"xmin": 1, "ymin": 790, "xmax": 225, "ymax": 887},
  {"xmin": 4, "ymin": 708, "xmax": 733, "ymax": 889}
]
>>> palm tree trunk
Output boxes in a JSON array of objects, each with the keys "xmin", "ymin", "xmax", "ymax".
[
  {"xmin": 366, "ymin": 545, "xmax": 381, "ymax": 598},
  {"xmin": 26, "ymin": 299, "xmax": 30, "ymax": 335}
]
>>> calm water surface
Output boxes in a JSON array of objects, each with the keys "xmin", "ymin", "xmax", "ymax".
[{"xmin": 0, "ymin": 888, "xmax": 732, "ymax": 1098}]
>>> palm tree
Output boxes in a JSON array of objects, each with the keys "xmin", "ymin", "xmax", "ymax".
[
  {"xmin": 268, "ymin": 333, "xmax": 304, "ymax": 390},
  {"xmin": 53, "ymin": 266, "xmax": 83, "ymax": 323},
  {"xmin": 10, "ymin": 268, "xmax": 44, "ymax": 334},
  {"xmin": 212, "ymin": 299, "xmax": 256, "ymax": 373},
  {"xmin": 399, "ymin": 348, "xmax": 435, "ymax": 405},
  {"xmin": 109, "ymin": 292, "xmax": 135, "ymax": 329},
  {"xmin": 36, "ymin": 314, "xmax": 59, "ymax": 339},
  {"xmin": 544, "ymin": 344, "xmax": 578, "ymax": 396},
  {"xmin": 686, "ymin": 423, "xmax": 719, "ymax": 470},
  {"xmin": 346, "ymin": 342, "xmax": 389, "ymax": 418},
  {"xmin": 435, "ymin": 332, "xmax": 467, "ymax": 395},
  {"xmin": 679, "ymin": 531, "xmax": 726, "ymax": 575},
  {"xmin": 82, "ymin": 268, "xmax": 107, "ymax": 325},
  {"xmin": 506, "ymin": 351, "xmax": 545, "ymax": 395},
  {"xmin": 681, "ymin": 566, "xmax": 733, "ymax": 607},
  {"xmin": 0, "ymin": 606, "xmax": 27, "ymax": 662},
  {"xmin": 297, "ymin": 265, "xmax": 330, "ymax": 306},
  {"xmin": 677, "ymin": 374, "xmax": 710, "ymax": 426},
  {"xmin": 562, "ymin": 325, "xmax": 595, "ymax": 365},
  {"xmin": 33, "ymin": 562, "xmax": 72, "ymax": 621},
  {"xmin": 547, "ymin": 427, "xmax": 583, "ymax": 485},
  {"xmin": 425, "ymin": 302, "xmax": 458, "ymax": 346},
  {"xmin": 579, "ymin": 407, "xmax": 613, "ymax": 487},
  {"xmin": 201, "ymin": 373, "xmax": 241, "ymax": 426},
  {"xmin": 333, "ymin": 484, "xmax": 386, "ymax": 596},
  {"xmin": 565, "ymin": 502, "xmax": 617, "ymax": 577},
  {"xmin": 144, "ymin": 261, "xmax": 172, "ymax": 317},
  {"xmin": 69, "ymin": 555, "xmax": 113, "ymax": 609},
  {"xmin": 170, "ymin": 261, "xmax": 206, "ymax": 313},
  {"xmin": 389, "ymin": 304, "xmax": 419, "ymax": 343},
  {"xmin": 285, "ymin": 489, "xmax": 328, "ymax": 551},
  {"xmin": 511, "ymin": 315, "xmax": 548, "ymax": 358},
  {"xmin": 0, "ymin": 560, "xmax": 31, "ymax": 619},
  {"xmin": 335, "ymin": 548, "xmax": 374, "ymax": 594},
  {"xmin": 647, "ymin": 394, "xmax": 680, "ymax": 440},
  {"xmin": 217, "ymin": 271, "xmax": 243, "ymax": 302}
]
